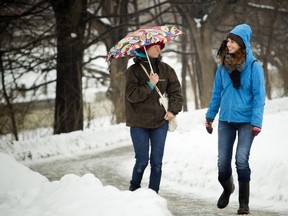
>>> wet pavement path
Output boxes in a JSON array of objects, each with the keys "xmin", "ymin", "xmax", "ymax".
[{"xmin": 29, "ymin": 146, "xmax": 286, "ymax": 216}]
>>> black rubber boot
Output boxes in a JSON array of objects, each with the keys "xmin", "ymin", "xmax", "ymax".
[
  {"xmin": 129, "ymin": 184, "xmax": 140, "ymax": 191},
  {"xmin": 217, "ymin": 176, "xmax": 235, "ymax": 209},
  {"xmin": 237, "ymin": 182, "xmax": 250, "ymax": 214}
]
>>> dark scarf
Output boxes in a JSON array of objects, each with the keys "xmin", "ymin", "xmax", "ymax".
[
  {"xmin": 150, "ymin": 58, "xmax": 160, "ymax": 74},
  {"xmin": 224, "ymin": 53, "xmax": 245, "ymax": 89},
  {"xmin": 134, "ymin": 56, "xmax": 160, "ymax": 74}
]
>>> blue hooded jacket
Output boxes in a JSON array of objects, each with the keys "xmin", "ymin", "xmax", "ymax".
[{"xmin": 206, "ymin": 24, "xmax": 266, "ymax": 127}]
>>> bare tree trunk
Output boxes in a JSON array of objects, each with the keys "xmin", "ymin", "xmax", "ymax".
[
  {"xmin": 195, "ymin": 25, "xmax": 215, "ymax": 108},
  {"xmin": 50, "ymin": 0, "xmax": 86, "ymax": 134},
  {"xmin": 282, "ymin": 65, "xmax": 288, "ymax": 97},
  {"xmin": 0, "ymin": 52, "xmax": 18, "ymax": 141},
  {"xmin": 185, "ymin": 16, "xmax": 216, "ymax": 108},
  {"xmin": 103, "ymin": 0, "xmax": 129, "ymax": 123},
  {"xmin": 181, "ymin": 29, "xmax": 188, "ymax": 112},
  {"xmin": 107, "ymin": 57, "xmax": 128, "ymax": 123},
  {"xmin": 172, "ymin": 1, "xmax": 219, "ymax": 109},
  {"xmin": 187, "ymin": 60, "xmax": 199, "ymax": 109},
  {"xmin": 262, "ymin": 1, "xmax": 279, "ymax": 100}
]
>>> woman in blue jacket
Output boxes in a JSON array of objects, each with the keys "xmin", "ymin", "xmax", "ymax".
[{"xmin": 205, "ymin": 24, "xmax": 266, "ymax": 215}]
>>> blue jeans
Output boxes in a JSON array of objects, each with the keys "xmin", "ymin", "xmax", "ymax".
[
  {"xmin": 130, "ymin": 123, "xmax": 168, "ymax": 193},
  {"xmin": 218, "ymin": 121, "xmax": 255, "ymax": 183}
]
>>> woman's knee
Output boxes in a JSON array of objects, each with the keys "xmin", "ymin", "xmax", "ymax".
[
  {"xmin": 135, "ymin": 161, "xmax": 148, "ymax": 172},
  {"xmin": 235, "ymin": 151, "xmax": 249, "ymax": 170}
]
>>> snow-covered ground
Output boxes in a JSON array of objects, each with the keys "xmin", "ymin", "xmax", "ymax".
[{"xmin": 0, "ymin": 97, "xmax": 288, "ymax": 216}]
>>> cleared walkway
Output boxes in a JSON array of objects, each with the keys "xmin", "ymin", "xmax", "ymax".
[{"xmin": 30, "ymin": 146, "xmax": 286, "ymax": 216}]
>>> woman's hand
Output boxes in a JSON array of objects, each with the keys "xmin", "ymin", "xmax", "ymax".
[
  {"xmin": 205, "ymin": 118, "xmax": 213, "ymax": 134},
  {"xmin": 164, "ymin": 111, "xmax": 175, "ymax": 121},
  {"xmin": 251, "ymin": 126, "xmax": 261, "ymax": 136},
  {"xmin": 149, "ymin": 72, "xmax": 159, "ymax": 86}
]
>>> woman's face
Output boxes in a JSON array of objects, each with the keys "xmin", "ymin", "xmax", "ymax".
[
  {"xmin": 146, "ymin": 45, "xmax": 162, "ymax": 58},
  {"xmin": 226, "ymin": 38, "xmax": 241, "ymax": 54}
]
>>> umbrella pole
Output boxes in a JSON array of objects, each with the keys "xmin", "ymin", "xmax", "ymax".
[{"xmin": 143, "ymin": 46, "xmax": 154, "ymax": 74}]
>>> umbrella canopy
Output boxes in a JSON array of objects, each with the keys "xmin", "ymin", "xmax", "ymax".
[{"xmin": 106, "ymin": 25, "xmax": 184, "ymax": 63}]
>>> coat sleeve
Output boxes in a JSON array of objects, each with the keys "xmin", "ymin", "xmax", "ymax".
[
  {"xmin": 125, "ymin": 65, "xmax": 153, "ymax": 104},
  {"xmin": 166, "ymin": 66, "xmax": 183, "ymax": 115},
  {"xmin": 206, "ymin": 65, "xmax": 223, "ymax": 120},
  {"xmin": 251, "ymin": 62, "xmax": 266, "ymax": 127}
]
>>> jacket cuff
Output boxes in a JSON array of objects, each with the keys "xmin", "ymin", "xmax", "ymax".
[
  {"xmin": 206, "ymin": 118, "xmax": 214, "ymax": 123},
  {"xmin": 146, "ymin": 81, "xmax": 155, "ymax": 90}
]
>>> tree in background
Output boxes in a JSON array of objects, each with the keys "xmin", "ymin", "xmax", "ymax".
[
  {"xmin": 50, "ymin": 0, "xmax": 86, "ymax": 134},
  {"xmin": 251, "ymin": 0, "xmax": 288, "ymax": 99},
  {"xmin": 171, "ymin": 0, "xmax": 229, "ymax": 109},
  {"xmin": 1, "ymin": 0, "xmax": 287, "ymax": 140},
  {"xmin": 99, "ymin": 0, "xmax": 130, "ymax": 124},
  {"xmin": 0, "ymin": 0, "xmax": 56, "ymax": 140}
]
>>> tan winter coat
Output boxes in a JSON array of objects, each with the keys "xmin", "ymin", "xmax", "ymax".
[{"xmin": 125, "ymin": 57, "xmax": 183, "ymax": 128}]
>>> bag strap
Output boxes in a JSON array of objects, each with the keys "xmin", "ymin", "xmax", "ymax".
[
  {"xmin": 251, "ymin": 59, "xmax": 258, "ymax": 70},
  {"xmin": 139, "ymin": 62, "xmax": 150, "ymax": 78},
  {"xmin": 139, "ymin": 63, "xmax": 168, "ymax": 111},
  {"xmin": 250, "ymin": 59, "xmax": 258, "ymax": 80}
]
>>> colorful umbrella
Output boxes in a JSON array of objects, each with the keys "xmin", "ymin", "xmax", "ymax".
[{"xmin": 106, "ymin": 25, "xmax": 184, "ymax": 63}]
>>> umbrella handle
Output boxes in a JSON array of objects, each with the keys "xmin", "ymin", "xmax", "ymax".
[{"xmin": 143, "ymin": 46, "xmax": 154, "ymax": 74}]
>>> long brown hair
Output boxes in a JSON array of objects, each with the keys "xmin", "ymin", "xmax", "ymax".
[{"xmin": 220, "ymin": 47, "xmax": 246, "ymax": 71}]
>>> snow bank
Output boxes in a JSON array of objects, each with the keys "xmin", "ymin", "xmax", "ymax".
[{"xmin": 0, "ymin": 153, "xmax": 172, "ymax": 216}]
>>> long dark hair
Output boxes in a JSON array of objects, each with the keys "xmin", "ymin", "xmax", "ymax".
[{"xmin": 217, "ymin": 40, "xmax": 246, "ymax": 71}]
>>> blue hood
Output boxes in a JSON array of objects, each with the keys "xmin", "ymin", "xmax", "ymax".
[
  {"xmin": 230, "ymin": 24, "xmax": 252, "ymax": 49},
  {"xmin": 229, "ymin": 24, "xmax": 253, "ymax": 64}
]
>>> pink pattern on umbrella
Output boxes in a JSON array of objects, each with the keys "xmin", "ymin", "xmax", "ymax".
[{"xmin": 107, "ymin": 25, "xmax": 184, "ymax": 62}]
